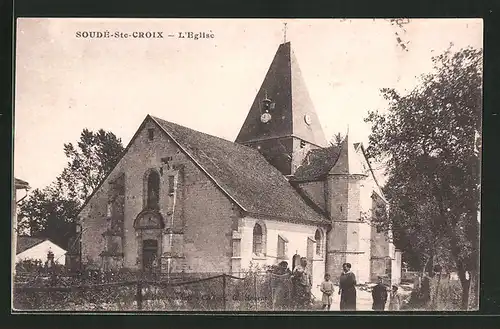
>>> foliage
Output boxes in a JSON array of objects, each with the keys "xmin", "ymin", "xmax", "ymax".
[
  {"xmin": 17, "ymin": 186, "xmax": 80, "ymax": 249},
  {"xmin": 58, "ymin": 129, "xmax": 124, "ymax": 201},
  {"xmin": 364, "ymin": 45, "xmax": 482, "ymax": 309},
  {"xmin": 18, "ymin": 129, "xmax": 124, "ymax": 249}
]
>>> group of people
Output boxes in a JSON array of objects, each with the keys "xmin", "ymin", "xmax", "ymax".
[
  {"xmin": 319, "ymin": 262, "xmax": 358, "ymax": 311},
  {"xmin": 370, "ymin": 276, "xmax": 403, "ymax": 311},
  {"xmin": 273, "ymin": 257, "xmax": 402, "ymax": 311},
  {"xmin": 320, "ymin": 263, "xmax": 402, "ymax": 311}
]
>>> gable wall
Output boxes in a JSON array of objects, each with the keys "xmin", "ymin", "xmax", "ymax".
[{"xmin": 80, "ymin": 118, "xmax": 238, "ymax": 273}]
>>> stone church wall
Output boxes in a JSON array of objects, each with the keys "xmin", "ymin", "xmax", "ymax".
[{"xmin": 80, "ymin": 118, "xmax": 237, "ymax": 273}]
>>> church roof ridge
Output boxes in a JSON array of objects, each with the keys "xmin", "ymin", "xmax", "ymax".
[{"xmin": 150, "ymin": 115, "xmax": 330, "ymax": 225}]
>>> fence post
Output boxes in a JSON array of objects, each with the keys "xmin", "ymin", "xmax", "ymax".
[
  {"xmin": 254, "ymin": 274, "xmax": 258, "ymax": 310},
  {"xmin": 136, "ymin": 280, "xmax": 143, "ymax": 311},
  {"xmin": 222, "ymin": 274, "xmax": 227, "ymax": 311},
  {"xmin": 271, "ymin": 274, "xmax": 275, "ymax": 311}
]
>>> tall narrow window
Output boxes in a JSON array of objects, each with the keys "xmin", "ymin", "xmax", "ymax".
[
  {"xmin": 277, "ymin": 235, "xmax": 288, "ymax": 259},
  {"xmin": 253, "ymin": 224, "xmax": 263, "ymax": 255},
  {"xmin": 315, "ymin": 229, "xmax": 323, "ymax": 256},
  {"xmin": 168, "ymin": 175, "xmax": 175, "ymax": 195},
  {"xmin": 148, "ymin": 129, "xmax": 154, "ymax": 141},
  {"xmin": 232, "ymin": 239, "xmax": 241, "ymax": 257},
  {"xmin": 147, "ymin": 171, "xmax": 160, "ymax": 209}
]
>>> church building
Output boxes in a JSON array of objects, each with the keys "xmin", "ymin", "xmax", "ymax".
[{"xmin": 78, "ymin": 41, "xmax": 401, "ymax": 288}]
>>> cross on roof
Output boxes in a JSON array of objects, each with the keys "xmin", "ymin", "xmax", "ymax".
[{"xmin": 283, "ymin": 22, "xmax": 288, "ymax": 43}]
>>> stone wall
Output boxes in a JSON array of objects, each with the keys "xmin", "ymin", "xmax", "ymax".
[{"xmin": 80, "ymin": 117, "xmax": 237, "ymax": 273}]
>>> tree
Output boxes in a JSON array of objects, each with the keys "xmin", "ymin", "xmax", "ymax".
[
  {"xmin": 17, "ymin": 185, "xmax": 80, "ymax": 250},
  {"xmin": 364, "ymin": 45, "xmax": 482, "ymax": 309},
  {"xmin": 58, "ymin": 129, "xmax": 124, "ymax": 201},
  {"xmin": 18, "ymin": 129, "xmax": 124, "ymax": 249}
]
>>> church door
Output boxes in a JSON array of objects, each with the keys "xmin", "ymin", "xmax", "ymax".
[{"xmin": 142, "ymin": 239, "xmax": 158, "ymax": 272}]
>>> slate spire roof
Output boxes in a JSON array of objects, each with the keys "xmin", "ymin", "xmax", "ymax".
[
  {"xmin": 328, "ymin": 134, "xmax": 368, "ymax": 176},
  {"xmin": 235, "ymin": 42, "xmax": 327, "ymax": 147},
  {"xmin": 151, "ymin": 116, "xmax": 328, "ymax": 225}
]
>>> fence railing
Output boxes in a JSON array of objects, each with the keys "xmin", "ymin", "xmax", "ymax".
[{"xmin": 13, "ymin": 271, "xmax": 297, "ymax": 312}]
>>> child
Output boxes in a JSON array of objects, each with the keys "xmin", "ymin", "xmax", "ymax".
[
  {"xmin": 389, "ymin": 285, "xmax": 402, "ymax": 311},
  {"xmin": 320, "ymin": 273, "xmax": 335, "ymax": 310}
]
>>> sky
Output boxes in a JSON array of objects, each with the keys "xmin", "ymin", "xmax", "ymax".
[{"xmin": 14, "ymin": 18, "xmax": 483, "ymax": 190}]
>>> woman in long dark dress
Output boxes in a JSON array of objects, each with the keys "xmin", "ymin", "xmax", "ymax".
[{"xmin": 339, "ymin": 263, "xmax": 357, "ymax": 311}]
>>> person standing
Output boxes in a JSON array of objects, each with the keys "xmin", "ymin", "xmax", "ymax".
[
  {"xmin": 320, "ymin": 273, "xmax": 334, "ymax": 311},
  {"xmin": 272, "ymin": 261, "xmax": 292, "ymax": 310},
  {"xmin": 339, "ymin": 262, "xmax": 357, "ymax": 311},
  {"xmin": 389, "ymin": 285, "xmax": 402, "ymax": 311},
  {"xmin": 371, "ymin": 276, "xmax": 388, "ymax": 311},
  {"xmin": 292, "ymin": 257, "xmax": 312, "ymax": 310}
]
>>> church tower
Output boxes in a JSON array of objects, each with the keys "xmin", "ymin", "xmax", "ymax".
[
  {"xmin": 235, "ymin": 41, "xmax": 327, "ymax": 175},
  {"xmin": 325, "ymin": 134, "xmax": 372, "ymax": 283}
]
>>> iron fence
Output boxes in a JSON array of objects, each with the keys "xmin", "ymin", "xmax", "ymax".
[{"xmin": 13, "ymin": 271, "xmax": 300, "ymax": 312}]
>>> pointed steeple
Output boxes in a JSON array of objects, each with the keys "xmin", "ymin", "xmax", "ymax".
[
  {"xmin": 236, "ymin": 42, "xmax": 326, "ymax": 146},
  {"xmin": 235, "ymin": 41, "xmax": 327, "ymax": 175},
  {"xmin": 329, "ymin": 134, "xmax": 367, "ymax": 176}
]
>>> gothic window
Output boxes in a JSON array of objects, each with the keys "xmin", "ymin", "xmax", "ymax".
[
  {"xmin": 148, "ymin": 128, "xmax": 154, "ymax": 141},
  {"xmin": 253, "ymin": 223, "xmax": 264, "ymax": 256},
  {"xmin": 315, "ymin": 229, "xmax": 323, "ymax": 256},
  {"xmin": 146, "ymin": 170, "xmax": 160, "ymax": 209}
]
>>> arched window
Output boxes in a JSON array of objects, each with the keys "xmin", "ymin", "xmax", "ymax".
[
  {"xmin": 146, "ymin": 171, "xmax": 160, "ymax": 209},
  {"xmin": 253, "ymin": 224, "xmax": 263, "ymax": 255},
  {"xmin": 315, "ymin": 229, "xmax": 323, "ymax": 256}
]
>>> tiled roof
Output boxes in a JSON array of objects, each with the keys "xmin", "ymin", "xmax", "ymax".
[
  {"xmin": 151, "ymin": 116, "xmax": 328, "ymax": 225},
  {"xmin": 292, "ymin": 145, "xmax": 342, "ymax": 181},
  {"xmin": 16, "ymin": 236, "xmax": 45, "ymax": 254}
]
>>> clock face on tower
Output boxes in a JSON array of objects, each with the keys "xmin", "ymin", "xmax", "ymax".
[
  {"xmin": 304, "ymin": 114, "xmax": 312, "ymax": 125},
  {"xmin": 260, "ymin": 112, "xmax": 272, "ymax": 123}
]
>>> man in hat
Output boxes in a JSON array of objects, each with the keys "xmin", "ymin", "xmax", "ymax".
[{"xmin": 371, "ymin": 276, "xmax": 388, "ymax": 311}]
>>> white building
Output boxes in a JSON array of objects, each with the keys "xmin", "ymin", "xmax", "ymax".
[{"xmin": 16, "ymin": 237, "xmax": 67, "ymax": 266}]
